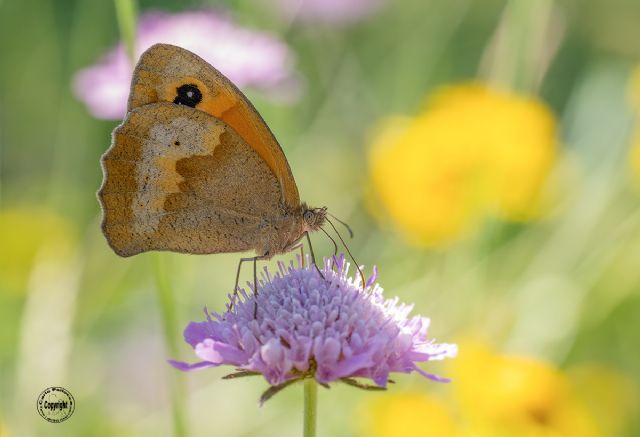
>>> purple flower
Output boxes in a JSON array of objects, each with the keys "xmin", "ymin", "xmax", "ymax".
[
  {"xmin": 73, "ymin": 10, "xmax": 300, "ymax": 119},
  {"xmin": 170, "ymin": 255, "xmax": 457, "ymax": 401},
  {"xmin": 274, "ymin": 0, "xmax": 384, "ymax": 25}
]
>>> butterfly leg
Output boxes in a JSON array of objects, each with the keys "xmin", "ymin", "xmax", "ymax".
[
  {"xmin": 305, "ymin": 232, "xmax": 325, "ymax": 281},
  {"xmin": 230, "ymin": 256, "xmax": 261, "ymax": 311},
  {"xmin": 284, "ymin": 242, "xmax": 304, "ymax": 267},
  {"xmin": 252, "ymin": 258, "xmax": 259, "ymax": 319},
  {"xmin": 253, "ymin": 257, "xmax": 258, "ymax": 296}
]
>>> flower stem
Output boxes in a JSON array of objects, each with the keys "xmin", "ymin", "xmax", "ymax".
[
  {"xmin": 113, "ymin": 2, "xmax": 184, "ymax": 435},
  {"xmin": 303, "ymin": 379, "xmax": 318, "ymax": 437},
  {"xmin": 485, "ymin": 0, "xmax": 555, "ymax": 92},
  {"xmin": 153, "ymin": 253, "xmax": 189, "ymax": 437},
  {"xmin": 114, "ymin": 0, "xmax": 138, "ymax": 63}
]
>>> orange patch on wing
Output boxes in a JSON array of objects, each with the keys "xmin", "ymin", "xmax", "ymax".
[{"xmin": 127, "ymin": 44, "xmax": 300, "ymax": 208}]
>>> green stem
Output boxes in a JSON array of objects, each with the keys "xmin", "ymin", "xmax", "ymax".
[
  {"xmin": 486, "ymin": 0, "xmax": 555, "ymax": 93},
  {"xmin": 113, "ymin": 2, "xmax": 185, "ymax": 435},
  {"xmin": 114, "ymin": 0, "xmax": 138, "ymax": 63},
  {"xmin": 303, "ymin": 379, "xmax": 317, "ymax": 437},
  {"xmin": 153, "ymin": 254, "xmax": 189, "ymax": 437}
]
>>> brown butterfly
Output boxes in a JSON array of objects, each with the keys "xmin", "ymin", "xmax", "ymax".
[{"xmin": 98, "ymin": 43, "xmax": 341, "ymax": 294}]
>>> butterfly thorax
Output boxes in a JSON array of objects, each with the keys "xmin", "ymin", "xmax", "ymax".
[{"xmin": 254, "ymin": 204, "xmax": 325, "ymax": 258}]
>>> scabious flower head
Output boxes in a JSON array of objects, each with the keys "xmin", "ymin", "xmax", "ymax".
[
  {"xmin": 368, "ymin": 83, "xmax": 558, "ymax": 247},
  {"xmin": 73, "ymin": 10, "xmax": 299, "ymax": 119},
  {"xmin": 170, "ymin": 255, "xmax": 456, "ymax": 398}
]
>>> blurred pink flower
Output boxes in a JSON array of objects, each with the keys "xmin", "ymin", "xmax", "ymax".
[
  {"xmin": 274, "ymin": 0, "xmax": 384, "ymax": 25},
  {"xmin": 73, "ymin": 10, "xmax": 300, "ymax": 119}
]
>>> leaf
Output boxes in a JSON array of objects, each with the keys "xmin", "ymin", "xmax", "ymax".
[
  {"xmin": 222, "ymin": 369, "xmax": 262, "ymax": 380},
  {"xmin": 318, "ymin": 381, "xmax": 331, "ymax": 389},
  {"xmin": 340, "ymin": 377, "xmax": 387, "ymax": 391},
  {"xmin": 259, "ymin": 378, "xmax": 302, "ymax": 406}
]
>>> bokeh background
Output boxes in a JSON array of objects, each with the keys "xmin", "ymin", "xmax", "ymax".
[{"xmin": 1, "ymin": 0, "xmax": 640, "ymax": 435}]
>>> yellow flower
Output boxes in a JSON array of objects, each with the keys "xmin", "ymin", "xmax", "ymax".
[
  {"xmin": 628, "ymin": 66, "xmax": 640, "ymax": 110},
  {"xmin": 628, "ymin": 66, "xmax": 640, "ymax": 188},
  {"xmin": 356, "ymin": 392, "xmax": 457, "ymax": 437},
  {"xmin": 450, "ymin": 341, "xmax": 597, "ymax": 437},
  {"xmin": 353, "ymin": 341, "xmax": 636, "ymax": 437},
  {"xmin": 368, "ymin": 83, "xmax": 558, "ymax": 246},
  {"xmin": 0, "ymin": 208, "xmax": 75, "ymax": 294},
  {"xmin": 630, "ymin": 135, "xmax": 640, "ymax": 188},
  {"xmin": 568, "ymin": 364, "xmax": 637, "ymax": 437},
  {"xmin": 0, "ymin": 420, "xmax": 9, "ymax": 437},
  {"xmin": 450, "ymin": 340, "xmax": 639, "ymax": 437}
]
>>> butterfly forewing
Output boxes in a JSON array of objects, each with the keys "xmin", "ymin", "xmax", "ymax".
[{"xmin": 127, "ymin": 43, "xmax": 300, "ymax": 210}]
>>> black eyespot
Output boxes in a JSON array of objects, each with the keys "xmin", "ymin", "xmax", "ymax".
[
  {"xmin": 174, "ymin": 141, "xmax": 180, "ymax": 146},
  {"xmin": 173, "ymin": 84, "xmax": 202, "ymax": 107}
]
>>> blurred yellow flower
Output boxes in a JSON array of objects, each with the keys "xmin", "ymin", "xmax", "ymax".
[
  {"xmin": 568, "ymin": 364, "xmax": 637, "ymax": 437},
  {"xmin": 356, "ymin": 392, "xmax": 457, "ymax": 437},
  {"xmin": 628, "ymin": 66, "xmax": 640, "ymax": 110},
  {"xmin": 0, "ymin": 420, "xmax": 9, "ymax": 437},
  {"xmin": 0, "ymin": 208, "xmax": 75, "ymax": 295},
  {"xmin": 450, "ymin": 340, "xmax": 598, "ymax": 437},
  {"xmin": 630, "ymin": 135, "xmax": 640, "ymax": 188},
  {"xmin": 628, "ymin": 66, "xmax": 640, "ymax": 188},
  {"xmin": 354, "ymin": 341, "xmax": 636, "ymax": 437},
  {"xmin": 368, "ymin": 83, "xmax": 558, "ymax": 246}
]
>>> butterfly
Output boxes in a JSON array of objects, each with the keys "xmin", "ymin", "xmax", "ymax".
[{"xmin": 98, "ymin": 43, "xmax": 336, "ymax": 293}]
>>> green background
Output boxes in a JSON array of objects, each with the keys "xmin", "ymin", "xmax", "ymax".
[{"xmin": 1, "ymin": 0, "xmax": 639, "ymax": 435}]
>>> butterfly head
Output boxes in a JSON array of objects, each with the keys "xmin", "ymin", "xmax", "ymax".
[{"xmin": 302, "ymin": 205, "xmax": 327, "ymax": 232}]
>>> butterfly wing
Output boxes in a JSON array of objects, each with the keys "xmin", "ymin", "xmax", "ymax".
[
  {"xmin": 99, "ymin": 102, "xmax": 285, "ymax": 257},
  {"xmin": 127, "ymin": 43, "xmax": 300, "ymax": 210}
]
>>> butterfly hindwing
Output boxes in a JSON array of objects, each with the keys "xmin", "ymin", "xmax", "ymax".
[{"xmin": 99, "ymin": 102, "xmax": 284, "ymax": 256}]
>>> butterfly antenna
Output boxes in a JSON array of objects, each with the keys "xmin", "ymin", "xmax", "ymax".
[
  {"xmin": 325, "ymin": 217, "xmax": 365, "ymax": 289},
  {"xmin": 319, "ymin": 226, "xmax": 339, "ymax": 257},
  {"xmin": 328, "ymin": 213, "xmax": 354, "ymax": 238}
]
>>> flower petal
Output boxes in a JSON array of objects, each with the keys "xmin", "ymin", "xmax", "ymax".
[
  {"xmin": 326, "ymin": 352, "xmax": 375, "ymax": 381},
  {"xmin": 167, "ymin": 360, "xmax": 217, "ymax": 371},
  {"xmin": 184, "ymin": 321, "xmax": 213, "ymax": 347},
  {"xmin": 195, "ymin": 338, "xmax": 247, "ymax": 365},
  {"xmin": 413, "ymin": 365, "xmax": 452, "ymax": 383}
]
